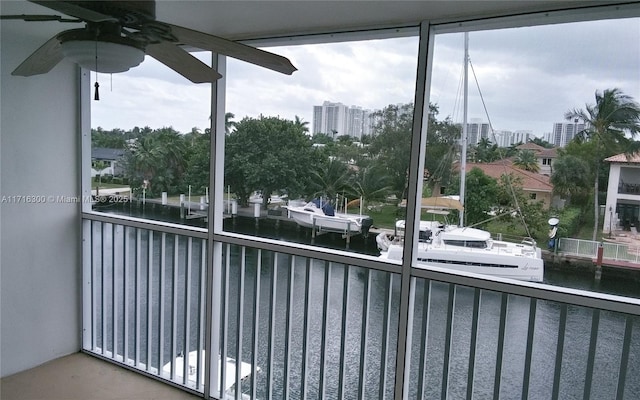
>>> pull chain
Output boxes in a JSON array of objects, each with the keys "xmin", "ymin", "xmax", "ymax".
[{"xmin": 93, "ymin": 40, "xmax": 100, "ymax": 101}]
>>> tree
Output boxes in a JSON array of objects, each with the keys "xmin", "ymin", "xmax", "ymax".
[
  {"xmin": 529, "ymin": 137, "xmax": 554, "ymax": 148},
  {"xmin": 473, "ymin": 137, "xmax": 500, "ymax": 163},
  {"xmin": 423, "ymin": 105, "xmax": 461, "ymax": 194},
  {"xmin": 565, "ymin": 88, "xmax": 640, "ymax": 240},
  {"xmin": 308, "ymin": 158, "xmax": 353, "ymax": 201},
  {"xmin": 369, "ymin": 103, "xmax": 414, "ymax": 201},
  {"xmin": 348, "ymin": 164, "xmax": 393, "ymax": 204},
  {"xmin": 550, "ymin": 154, "xmax": 591, "ymax": 205},
  {"xmin": 446, "ymin": 168, "xmax": 498, "ymax": 226},
  {"xmin": 225, "ymin": 112, "xmax": 236, "ymax": 134},
  {"xmin": 513, "ymin": 150, "xmax": 540, "ymax": 172},
  {"xmin": 294, "ymin": 115, "xmax": 309, "ymax": 133},
  {"xmin": 224, "ymin": 116, "xmax": 322, "ymax": 207}
]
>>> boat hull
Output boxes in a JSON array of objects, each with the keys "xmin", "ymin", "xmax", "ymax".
[
  {"xmin": 285, "ymin": 206, "xmax": 373, "ymax": 235},
  {"xmin": 378, "ymin": 234, "xmax": 544, "ymax": 282}
]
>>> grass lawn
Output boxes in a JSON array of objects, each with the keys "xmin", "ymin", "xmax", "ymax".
[
  {"xmin": 90, "ymin": 178, "xmax": 130, "ymax": 190},
  {"xmin": 348, "ymin": 204, "xmax": 451, "ymax": 230}
]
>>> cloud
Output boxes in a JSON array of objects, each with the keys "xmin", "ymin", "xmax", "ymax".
[{"xmin": 92, "ymin": 18, "xmax": 639, "ymax": 139}]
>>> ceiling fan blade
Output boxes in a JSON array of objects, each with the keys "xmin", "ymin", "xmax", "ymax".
[
  {"xmin": 29, "ymin": 0, "xmax": 118, "ymax": 23},
  {"xmin": 12, "ymin": 35, "xmax": 64, "ymax": 76},
  {"xmin": 165, "ymin": 23, "xmax": 297, "ymax": 75},
  {"xmin": 146, "ymin": 42, "xmax": 222, "ymax": 83},
  {"xmin": 0, "ymin": 14, "xmax": 80, "ymax": 22}
]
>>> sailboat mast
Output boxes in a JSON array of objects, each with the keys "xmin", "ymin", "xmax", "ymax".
[{"xmin": 459, "ymin": 32, "xmax": 469, "ymax": 227}]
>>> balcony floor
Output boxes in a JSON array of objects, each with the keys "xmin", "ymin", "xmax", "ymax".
[{"xmin": 0, "ymin": 352, "xmax": 201, "ymax": 400}]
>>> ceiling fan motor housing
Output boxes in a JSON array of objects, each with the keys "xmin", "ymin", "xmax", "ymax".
[{"xmin": 58, "ymin": 29, "xmax": 145, "ymax": 73}]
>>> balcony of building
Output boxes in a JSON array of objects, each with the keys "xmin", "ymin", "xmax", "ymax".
[{"xmin": 3, "ymin": 2, "xmax": 640, "ymax": 400}]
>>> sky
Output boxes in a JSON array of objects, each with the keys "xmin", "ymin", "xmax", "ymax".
[{"xmin": 91, "ymin": 17, "xmax": 640, "ymax": 138}]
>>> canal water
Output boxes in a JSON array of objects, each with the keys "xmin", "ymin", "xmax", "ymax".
[{"xmin": 93, "ymin": 203, "xmax": 640, "ymax": 399}]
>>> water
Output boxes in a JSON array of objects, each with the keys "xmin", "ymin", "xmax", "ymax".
[{"xmin": 91, "ymin": 203, "xmax": 640, "ymax": 399}]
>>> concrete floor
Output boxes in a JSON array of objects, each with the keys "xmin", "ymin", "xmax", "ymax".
[{"xmin": 0, "ymin": 352, "xmax": 202, "ymax": 400}]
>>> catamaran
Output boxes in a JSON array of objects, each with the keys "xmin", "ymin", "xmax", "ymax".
[{"xmin": 376, "ymin": 33, "xmax": 544, "ymax": 282}]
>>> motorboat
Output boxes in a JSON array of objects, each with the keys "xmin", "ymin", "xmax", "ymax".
[
  {"xmin": 162, "ymin": 350, "xmax": 256, "ymax": 399},
  {"xmin": 376, "ymin": 220, "xmax": 544, "ymax": 282},
  {"xmin": 284, "ymin": 199, "xmax": 373, "ymax": 237}
]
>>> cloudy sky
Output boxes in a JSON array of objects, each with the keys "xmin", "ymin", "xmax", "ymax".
[{"xmin": 92, "ymin": 17, "xmax": 639, "ymax": 138}]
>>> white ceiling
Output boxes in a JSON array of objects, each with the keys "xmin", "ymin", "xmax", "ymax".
[{"xmin": 2, "ymin": 0, "xmax": 634, "ymax": 42}]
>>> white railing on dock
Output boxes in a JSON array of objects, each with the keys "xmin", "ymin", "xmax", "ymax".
[
  {"xmin": 559, "ymin": 238, "xmax": 640, "ymax": 264},
  {"xmin": 82, "ymin": 213, "xmax": 640, "ymax": 400}
]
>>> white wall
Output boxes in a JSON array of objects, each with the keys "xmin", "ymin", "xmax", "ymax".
[{"xmin": 1, "ymin": 9, "xmax": 81, "ymax": 376}]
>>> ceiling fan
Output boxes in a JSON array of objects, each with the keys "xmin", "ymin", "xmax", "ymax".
[{"xmin": 1, "ymin": 0, "xmax": 297, "ymax": 83}]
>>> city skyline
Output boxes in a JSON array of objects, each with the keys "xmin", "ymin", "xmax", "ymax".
[{"xmin": 92, "ymin": 18, "xmax": 639, "ymax": 140}]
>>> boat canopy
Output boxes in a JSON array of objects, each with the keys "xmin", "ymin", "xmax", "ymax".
[
  {"xmin": 440, "ymin": 227, "xmax": 491, "ymax": 241},
  {"xmin": 398, "ymin": 196, "xmax": 464, "ymax": 211}
]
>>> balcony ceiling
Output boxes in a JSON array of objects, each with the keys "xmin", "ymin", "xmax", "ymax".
[{"xmin": 1, "ymin": 0, "xmax": 635, "ymax": 41}]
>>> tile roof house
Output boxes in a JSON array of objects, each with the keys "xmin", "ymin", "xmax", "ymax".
[
  {"xmin": 515, "ymin": 143, "xmax": 558, "ymax": 176},
  {"xmin": 463, "ymin": 160, "xmax": 555, "ymax": 209}
]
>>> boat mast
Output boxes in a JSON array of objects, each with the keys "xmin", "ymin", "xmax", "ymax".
[{"xmin": 459, "ymin": 32, "xmax": 469, "ymax": 227}]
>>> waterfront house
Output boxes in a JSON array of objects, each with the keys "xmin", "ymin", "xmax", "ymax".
[
  {"xmin": 464, "ymin": 161, "xmax": 557, "ymax": 209},
  {"xmin": 603, "ymin": 152, "xmax": 640, "ymax": 234},
  {"xmin": 91, "ymin": 147, "xmax": 125, "ymax": 177},
  {"xmin": 515, "ymin": 142, "xmax": 558, "ymax": 176},
  {"xmin": 2, "ymin": 1, "xmax": 639, "ymax": 399}
]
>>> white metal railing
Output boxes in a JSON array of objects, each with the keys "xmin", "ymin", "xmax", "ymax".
[
  {"xmin": 559, "ymin": 237, "xmax": 640, "ymax": 264},
  {"xmin": 82, "ymin": 213, "xmax": 640, "ymax": 400}
]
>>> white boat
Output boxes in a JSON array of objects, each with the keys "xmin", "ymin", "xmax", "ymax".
[
  {"xmin": 376, "ymin": 33, "xmax": 543, "ymax": 282},
  {"xmin": 377, "ymin": 220, "xmax": 544, "ymax": 282},
  {"xmin": 162, "ymin": 350, "xmax": 257, "ymax": 399},
  {"xmin": 284, "ymin": 200, "xmax": 373, "ymax": 236}
]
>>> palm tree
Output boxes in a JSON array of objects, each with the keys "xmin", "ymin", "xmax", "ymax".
[
  {"xmin": 294, "ymin": 115, "xmax": 309, "ymax": 133},
  {"xmin": 225, "ymin": 112, "xmax": 236, "ymax": 134},
  {"xmin": 513, "ymin": 150, "xmax": 540, "ymax": 172},
  {"xmin": 565, "ymin": 88, "xmax": 640, "ymax": 240}
]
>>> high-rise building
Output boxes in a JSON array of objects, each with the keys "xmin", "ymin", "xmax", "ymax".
[
  {"xmin": 551, "ymin": 121, "xmax": 586, "ymax": 147},
  {"xmin": 312, "ymin": 101, "xmax": 375, "ymax": 139}
]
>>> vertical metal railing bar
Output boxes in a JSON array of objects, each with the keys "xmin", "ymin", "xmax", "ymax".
[
  {"xmin": 465, "ymin": 288, "xmax": 482, "ymax": 400},
  {"xmin": 378, "ymin": 273, "xmax": 393, "ymax": 400},
  {"xmin": 91, "ymin": 220, "xmax": 97, "ymax": 351},
  {"xmin": 521, "ymin": 298, "xmax": 537, "ymax": 400},
  {"xmin": 250, "ymin": 249, "xmax": 262, "ymax": 400},
  {"xmin": 583, "ymin": 309, "xmax": 601, "ymax": 400},
  {"xmin": 197, "ymin": 239, "xmax": 206, "ymax": 391},
  {"xmin": 551, "ymin": 304, "xmax": 568, "ymax": 399},
  {"xmin": 403, "ymin": 277, "xmax": 417, "ymax": 399},
  {"xmin": 112, "ymin": 224, "xmax": 118, "ymax": 359},
  {"xmin": 338, "ymin": 264, "xmax": 351, "ymax": 399},
  {"xmin": 183, "ymin": 237, "xmax": 193, "ymax": 386},
  {"xmin": 146, "ymin": 231, "xmax": 154, "ymax": 372},
  {"xmin": 101, "ymin": 222, "xmax": 106, "ymax": 355},
  {"xmin": 615, "ymin": 315, "xmax": 633, "ymax": 400},
  {"xmin": 319, "ymin": 261, "xmax": 331, "ymax": 400},
  {"xmin": 123, "ymin": 226, "xmax": 130, "ymax": 364},
  {"xmin": 440, "ymin": 284, "xmax": 456, "ymax": 400},
  {"xmin": 492, "ymin": 293, "xmax": 509, "ymax": 400},
  {"xmin": 283, "ymin": 255, "xmax": 296, "ymax": 400},
  {"xmin": 135, "ymin": 228, "xmax": 141, "ymax": 367},
  {"xmin": 82, "ymin": 220, "xmax": 92, "ymax": 351},
  {"xmin": 171, "ymin": 235, "xmax": 179, "ymax": 380},
  {"xmin": 358, "ymin": 268, "xmax": 372, "ymax": 400},
  {"xmin": 220, "ymin": 243, "xmax": 231, "ymax": 399},
  {"xmin": 417, "ymin": 280, "xmax": 431, "ymax": 399},
  {"xmin": 158, "ymin": 233, "xmax": 167, "ymax": 374},
  {"xmin": 301, "ymin": 258, "xmax": 312, "ymax": 399},
  {"xmin": 235, "ymin": 247, "xmax": 246, "ymax": 400},
  {"xmin": 266, "ymin": 252, "xmax": 279, "ymax": 400}
]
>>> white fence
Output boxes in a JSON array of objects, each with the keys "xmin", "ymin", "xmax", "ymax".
[{"xmin": 558, "ymin": 238, "xmax": 640, "ymax": 264}]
